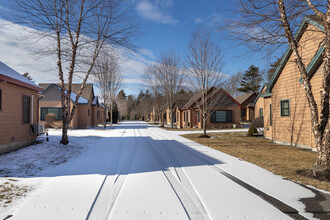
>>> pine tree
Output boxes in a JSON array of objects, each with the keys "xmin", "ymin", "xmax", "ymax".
[
  {"xmin": 22, "ymin": 72, "xmax": 33, "ymax": 81},
  {"xmin": 237, "ymin": 65, "xmax": 263, "ymax": 93},
  {"xmin": 267, "ymin": 58, "xmax": 281, "ymax": 82}
]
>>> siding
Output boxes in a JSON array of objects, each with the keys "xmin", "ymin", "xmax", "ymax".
[
  {"xmin": 270, "ymin": 23, "xmax": 324, "ymax": 149},
  {"xmin": 0, "ymin": 81, "xmax": 38, "ymax": 153}
]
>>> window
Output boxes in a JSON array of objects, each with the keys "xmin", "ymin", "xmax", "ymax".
[
  {"xmin": 88, "ymin": 109, "xmax": 90, "ymax": 116},
  {"xmin": 40, "ymin": 107, "xmax": 62, "ymax": 121},
  {"xmin": 164, "ymin": 113, "xmax": 166, "ymax": 119},
  {"xmin": 173, "ymin": 114, "xmax": 176, "ymax": 122},
  {"xmin": 280, "ymin": 99, "xmax": 290, "ymax": 116},
  {"xmin": 270, "ymin": 104, "xmax": 272, "ymax": 126},
  {"xmin": 259, "ymin": 108, "xmax": 263, "ymax": 117},
  {"xmin": 0, "ymin": 89, "xmax": 2, "ymax": 111},
  {"xmin": 177, "ymin": 112, "xmax": 179, "ymax": 120},
  {"xmin": 23, "ymin": 95, "xmax": 30, "ymax": 123},
  {"xmin": 184, "ymin": 112, "xmax": 186, "ymax": 121},
  {"xmin": 241, "ymin": 109, "xmax": 247, "ymax": 117},
  {"xmin": 210, "ymin": 110, "xmax": 232, "ymax": 123},
  {"xmin": 197, "ymin": 111, "xmax": 200, "ymax": 122}
]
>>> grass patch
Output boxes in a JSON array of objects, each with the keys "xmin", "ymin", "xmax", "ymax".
[
  {"xmin": 161, "ymin": 127, "xmax": 246, "ymax": 131},
  {"xmin": 0, "ymin": 179, "xmax": 29, "ymax": 207},
  {"xmin": 182, "ymin": 132, "xmax": 330, "ymax": 192}
]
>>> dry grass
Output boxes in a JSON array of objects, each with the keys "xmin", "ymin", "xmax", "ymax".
[
  {"xmin": 0, "ymin": 179, "xmax": 29, "ymax": 207},
  {"xmin": 182, "ymin": 132, "xmax": 330, "ymax": 192},
  {"xmin": 161, "ymin": 127, "xmax": 246, "ymax": 131}
]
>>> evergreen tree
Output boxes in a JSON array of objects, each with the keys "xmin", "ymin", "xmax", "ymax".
[
  {"xmin": 238, "ymin": 65, "xmax": 263, "ymax": 93},
  {"xmin": 267, "ymin": 58, "xmax": 281, "ymax": 82},
  {"xmin": 117, "ymin": 89, "xmax": 126, "ymax": 99},
  {"xmin": 22, "ymin": 72, "xmax": 33, "ymax": 81}
]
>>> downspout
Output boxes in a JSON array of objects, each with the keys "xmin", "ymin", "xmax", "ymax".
[{"xmin": 31, "ymin": 95, "xmax": 34, "ymax": 125}]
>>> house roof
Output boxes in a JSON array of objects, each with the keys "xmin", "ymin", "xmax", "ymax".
[
  {"xmin": 41, "ymin": 84, "xmax": 89, "ymax": 104},
  {"xmin": 92, "ymin": 96, "xmax": 99, "ymax": 106},
  {"xmin": 267, "ymin": 15, "xmax": 324, "ymax": 93},
  {"xmin": 39, "ymin": 83, "xmax": 94, "ymax": 100},
  {"xmin": 181, "ymin": 87, "xmax": 240, "ymax": 110},
  {"xmin": 253, "ymin": 84, "xmax": 271, "ymax": 106},
  {"xmin": 235, "ymin": 92, "xmax": 256, "ymax": 105},
  {"xmin": 0, "ymin": 61, "xmax": 42, "ymax": 92}
]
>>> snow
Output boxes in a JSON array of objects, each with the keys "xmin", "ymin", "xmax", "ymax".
[
  {"xmin": 0, "ymin": 61, "xmax": 40, "ymax": 88},
  {"xmin": 0, "ymin": 122, "xmax": 324, "ymax": 220}
]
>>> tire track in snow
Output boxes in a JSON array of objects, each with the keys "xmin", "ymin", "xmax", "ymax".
[
  {"xmin": 86, "ymin": 128, "xmax": 138, "ymax": 220},
  {"xmin": 149, "ymin": 127, "xmax": 309, "ymax": 220},
  {"xmin": 137, "ymin": 129, "xmax": 211, "ymax": 220}
]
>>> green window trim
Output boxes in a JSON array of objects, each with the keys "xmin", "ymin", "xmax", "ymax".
[
  {"xmin": 270, "ymin": 104, "xmax": 272, "ymax": 126},
  {"xmin": 280, "ymin": 99, "xmax": 290, "ymax": 117}
]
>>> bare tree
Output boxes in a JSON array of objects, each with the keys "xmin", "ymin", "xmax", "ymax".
[
  {"xmin": 222, "ymin": 0, "xmax": 329, "ymax": 175},
  {"xmin": 93, "ymin": 49, "xmax": 122, "ymax": 128},
  {"xmin": 12, "ymin": 0, "xmax": 138, "ymax": 144},
  {"xmin": 156, "ymin": 50, "xmax": 184, "ymax": 129},
  {"xmin": 186, "ymin": 26, "xmax": 225, "ymax": 137},
  {"xmin": 227, "ymin": 71, "xmax": 243, "ymax": 97},
  {"xmin": 145, "ymin": 64, "xmax": 166, "ymax": 126}
]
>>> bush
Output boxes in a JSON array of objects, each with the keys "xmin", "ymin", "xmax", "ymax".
[
  {"xmin": 248, "ymin": 125, "xmax": 258, "ymax": 135},
  {"xmin": 45, "ymin": 113, "xmax": 56, "ymax": 128},
  {"xmin": 252, "ymin": 117, "xmax": 264, "ymax": 128}
]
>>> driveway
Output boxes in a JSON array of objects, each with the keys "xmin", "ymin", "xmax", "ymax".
[{"xmin": 5, "ymin": 122, "xmax": 328, "ymax": 220}]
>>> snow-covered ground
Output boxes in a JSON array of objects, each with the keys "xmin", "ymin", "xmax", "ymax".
[{"xmin": 0, "ymin": 122, "xmax": 327, "ymax": 220}]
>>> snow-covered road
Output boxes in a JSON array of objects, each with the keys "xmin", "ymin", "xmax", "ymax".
[{"xmin": 5, "ymin": 122, "xmax": 326, "ymax": 220}]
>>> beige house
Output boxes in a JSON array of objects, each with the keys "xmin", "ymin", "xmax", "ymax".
[
  {"xmin": 0, "ymin": 61, "xmax": 43, "ymax": 154},
  {"xmin": 257, "ymin": 15, "xmax": 326, "ymax": 150},
  {"xmin": 39, "ymin": 83, "xmax": 105, "ymax": 128}
]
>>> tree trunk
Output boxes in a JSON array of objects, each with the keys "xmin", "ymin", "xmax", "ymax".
[
  {"xmin": 60, "ymin": 122, "xmax": 69, "ymax": 145},
  {"xmin": 110, "ymin": 101, "xmax": 113, "ymax": 125},
  {"xmin": 103, "ymin": 109, "xmax": 107, "ymax": 129},
  {"xmin": 170, "ymin": 106, "xmax": 174, "ymax": 129},
  {"xmin": 203, "ymin": 116, "xmax": 207, "ymax": 136}
]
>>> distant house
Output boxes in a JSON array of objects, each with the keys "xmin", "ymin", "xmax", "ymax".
[
  {"xmin": 39, "ymin": 83, "xmax": 105, "ymax": 128},
  {"xmin": 0, "ymin": 61, "xmax": 43, "ymax": 154},
  {"xmin": 257, "ymin": 15, "xmax": 326, "ymax": 150},
  {"xmin": 235, "ymin": 92, "xmax": 257, "ymax": 121},
  {"xmin": 177, "ymin": 87, "xmax": 241, "ymax": 129}
]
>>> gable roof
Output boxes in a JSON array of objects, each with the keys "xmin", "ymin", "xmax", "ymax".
[
  {"xmin": 267, "ymin": 15, "xmax": 324, "ymax": 93},
  {"xmin": 235, "ymin": 92, "xmax": 256, "ymax": 105},
  {"xmin": 39, "ymin": 83, "xmax": 94, "ymax": 100},
  {"xmin": 0, "ymin": 61, "xmax": 42, "ymax": 92},
  {"xmin": 253, "ymin": 84, "xmax": 271, "ymax": 106},
  {"xmin": 181, "ymin": 87, "xmax": 241, "ymax": 110},
  {"xmin": 41, "ymin": 84, "xmax": 89, "ymax": 104}
]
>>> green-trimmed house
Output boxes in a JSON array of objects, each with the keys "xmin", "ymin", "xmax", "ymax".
[{"xmin": 256, "ymin": 15, "xmax": 325, "ymax": 150}]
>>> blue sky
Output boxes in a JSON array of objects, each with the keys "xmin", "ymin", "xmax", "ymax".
[{"xmin": 0, "ymin": 0, "xmax": 275, "ymax": 96}]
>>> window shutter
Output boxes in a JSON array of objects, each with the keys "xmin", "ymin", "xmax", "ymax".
[{"xmin": 211, "ymin": 111, "xmax": 216, "ymax": 122}]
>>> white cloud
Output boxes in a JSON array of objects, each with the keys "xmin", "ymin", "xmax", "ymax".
[
  {"xmin": 0, "ymin": 19, "xmax": 154, "ymax": 95},
  {"xmin": 136, "ymin": 0, "xmax": 178, "ymax": 25},
  {"xmin": 194, "ymin": 17, "xmax": 203, "ymax": 24}
]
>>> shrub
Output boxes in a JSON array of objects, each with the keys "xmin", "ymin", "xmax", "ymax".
[
  {"xmin": 45, "ymin": 113, "xmax": 56, "ymax": 128},
  {"xmin": 252, "ymin": 117, "xmax": 264, "ymax": 128},
  {"xmin": 248, "ymin": 125, "xmax": 258, "ymax": 135}
]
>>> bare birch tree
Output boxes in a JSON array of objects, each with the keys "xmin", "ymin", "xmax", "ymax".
[
  {"xmin": 222, "ymin": 0, "xmax": 329, "ymax": 175},
  {"xmin": 186, "ymin": 26, "xmax": 225, "ymax": 137},
  {"xmin": 12, "ymin": 0, "xmax": 138, "ymax": 144}
]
